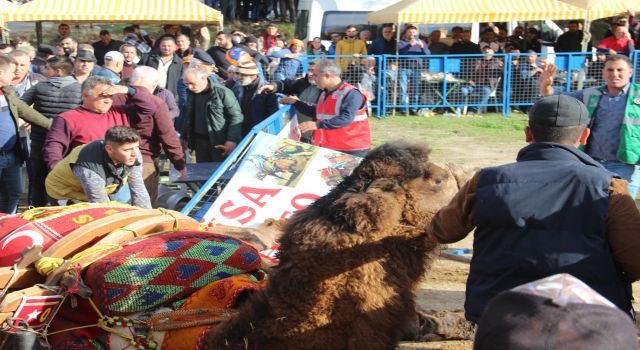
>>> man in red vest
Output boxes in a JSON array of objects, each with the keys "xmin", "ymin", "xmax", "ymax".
[{"xmin": 281, "ymin": 59, "xmax": 371, "ymax": 157}]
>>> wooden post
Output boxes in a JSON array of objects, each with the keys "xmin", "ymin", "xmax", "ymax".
[{"xmin": 35, "ymin": 21, "xmax": 42, "ymax": 46}]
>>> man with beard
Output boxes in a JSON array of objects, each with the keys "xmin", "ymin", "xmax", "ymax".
[
  {"xmin": 258, "ymin": 60, "xmax": 321, "ymax": 144},
  {"xmin": 554, "ymin": 20, "xmax": 587, "ymax": 53},
  {"xmin": 139, "ymin": 36, "xmax": 183, "ymax": 104},
  {"xmin": 93, "ymin": 30, "xmax": 125, "ymax": 66},
  {"xmin": 229, "ymin": 61, "xmax": 278, "ymax": 136},
  {"xmin": 335, "ymin": 25, "xmax": 368, "ymax": 70},
  {"xmin": 369, "ymin": 24, "xmax": 397, "ymax": 55},
  {"xmin": 207, "ymin": 31, "xmax": 234, "ymax": 80},
  {"xmin": 72, "ymin": 50, "xmax": 97, "ymax": 84},
  {"xmin": 58, "ymin": 36, "xmax": 78, "ymax": 59}
]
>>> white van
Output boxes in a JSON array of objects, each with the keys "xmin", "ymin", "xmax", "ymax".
[
  {"xmin": 295, "ymin": 0, "xmax": 402, "ymax": 43},
  {"xmin": 294, "ymin": 0, "xmax": 479, "ymax": 45}
]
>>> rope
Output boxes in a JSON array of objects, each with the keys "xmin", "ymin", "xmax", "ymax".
[
  {"xmin": 34, "ymin": 244, "xmax": 122, "ymax": 276},
  {"xmin": 21, "ymin": 202, "xmax": 132, "ymax": 221},
  {"xmin": 158, "ymin": 208, "xmax": 180, "ymax": 231},
  {"xmin": 148, "ymin": 308, "xmax": 238, "ymax": 331},
  {"xmin": 118, "ymin": 228, "xmax": 140, "ymax": 238}
]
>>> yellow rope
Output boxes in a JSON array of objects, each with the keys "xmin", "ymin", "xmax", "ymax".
[
  {"xmin": 46, "ymin": 298, "xmax": 133, "ymax": 340},
  {"xmin": 21, "ymin": 202, "xmax": 133, "ymax": 221},
  {"xmin": 34, "ymin": 244, "xmax": 122, "ymax": 276},
  {"xmin": 158, "ymin": 208, "xmax": 181, "ymax": 231},
  {"xmin": 119, "ymin": 228, "xmax": 140, "ymax": 238}
]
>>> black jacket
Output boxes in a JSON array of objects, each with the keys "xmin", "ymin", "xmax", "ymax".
[
  {"xmin": 140, "ymin": 53, "xmax": 183, "ymax": 103},
  {"xmin": 229, "ymin": 76, "xmax": 279, "ymax": 136},
  {"xmin": 467, "ymin": 143, "xmax": 631, "ymax": 323},
  {"xmin": 21, "ymin": 75, "xmax": 82, "ymax": 157},
  {"xmin": 207, "ymin": 46, "xmax": 231, "ymax": 80}
]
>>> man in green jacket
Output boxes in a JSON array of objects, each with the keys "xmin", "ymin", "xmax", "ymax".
[
  {"xmin": 540, "ymin": 54, "xmax": 640, "ymax": 198},
  {"xmin": 0, "ymin": 55, "xmax": 52, "ymax": 213},
  {"xmin": 181, "ymin": 67, "xmax": 244, "ymax": 162}
]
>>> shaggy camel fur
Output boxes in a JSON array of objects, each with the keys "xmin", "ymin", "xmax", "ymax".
[{"xmin": 203, "ymin": 141, "xmax": 458, "ymax": 350}]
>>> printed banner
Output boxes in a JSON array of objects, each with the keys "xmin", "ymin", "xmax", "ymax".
[
  {"xmin": 10, "ymin": 295, "xmax": 65, "ymax": 332},
  {"xmin": 201, "ymin": 132, "xmax": 361, "ymax": 228}
]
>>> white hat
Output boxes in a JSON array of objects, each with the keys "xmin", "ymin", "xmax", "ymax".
[{"xmin": 104, "ymin": 51, "xmax": 125, "ymax": 62}]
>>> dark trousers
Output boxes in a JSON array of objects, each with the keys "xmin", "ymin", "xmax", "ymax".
[
  {"xmin": 29, "ymin": 157, "xmax": 49, "ymax": 207},
  {"xmin": 194, "ymin": 135, "xmax": 226, "ymax": 163},
  {"xmin": 221, "ymin": 0, "xmax": 237, "ymax": 21},
  {"xmin": 279, "ymin": 0, "xmax": 296, "ymax": 21}
]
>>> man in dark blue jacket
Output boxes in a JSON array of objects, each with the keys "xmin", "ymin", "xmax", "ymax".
[
  {"xmin": 428, "ymin": 95, "xmax": 640, "ymax": 324},
  {"xmin": 229, "ymin": 61, "xmax": 278, "ymax": 136},
  {"xmin": 369, "ymin": 24, "xmax": 397, "ymax": 55}
]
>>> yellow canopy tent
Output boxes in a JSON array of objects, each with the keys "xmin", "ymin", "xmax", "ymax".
[
  {"xmin": 368, "ymin": 0, "xmax": 586, "ymax": 24},
  {"xmin": 558, "ymin": 0, "xmax": 640, "ymax": 21},
  {"xmin": 4, "ymin": 0, "xmax": 222, "ymax": 25}
]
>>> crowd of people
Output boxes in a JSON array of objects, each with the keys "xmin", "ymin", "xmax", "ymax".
[
  {"xmin": 0, "ymin": 21, "xmax": 373, "ymax": 214},
  {"xmin": 1, "ymin": 12, "xmax": 640, "ymax": 349}
]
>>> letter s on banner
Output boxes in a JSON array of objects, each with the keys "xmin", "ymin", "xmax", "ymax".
[
  {"xmin": 219, "ymin": 201, "xmax": 257, "ymax": 225},
  {"xmin": 238, "ymin": 186, "xmax": 282, "ymax": 208}
]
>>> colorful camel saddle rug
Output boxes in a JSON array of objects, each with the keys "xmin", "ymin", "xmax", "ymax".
[
  {"xmin": 0, "ymin": 203, "xmax": 136, "ymax": 266},
  {"xmin": 84, "ymin": 231, "xmax": 262, "ymax": 315}
]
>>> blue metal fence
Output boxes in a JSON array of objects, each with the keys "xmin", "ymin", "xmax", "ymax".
[{"xmin": 298, "ymin": 51, "xmax": 640, "ymax": 117}]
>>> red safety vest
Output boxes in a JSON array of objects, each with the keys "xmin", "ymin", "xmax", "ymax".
[{"xmin": 313, "ymin": 83, "xmax": 371, "ymax": 151}]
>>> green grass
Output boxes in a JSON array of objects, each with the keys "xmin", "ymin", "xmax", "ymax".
[
  {"xmin": 369, "ymin": 112, "xmax": 529, "ymax": 167},
  {"xmin": 370, "ymin": 112, "xmax": 528, "ymax": 146}
]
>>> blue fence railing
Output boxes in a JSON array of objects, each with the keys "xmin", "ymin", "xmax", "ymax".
[{"xmin": 295, "ymin": 51, "xmax": 639, "ymax": 117}]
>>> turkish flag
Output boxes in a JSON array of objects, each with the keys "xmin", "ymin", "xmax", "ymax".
[
  {"xmin": 0, "ymin": 222, "xmax": 56, "ymax": 266},
  {"xmin": 10, "ymin": 295, "xmax": 65, "ymax": 333}
]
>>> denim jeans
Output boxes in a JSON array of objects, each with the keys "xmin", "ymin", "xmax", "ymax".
[
  {"xmin": 599, "ymin": 160, "xmax": 639, "ymax": 199},
  {"xmin": 398, "ymin": 68, "xmax": 421, "ymax": 114},
  {"xmin": 0, "ymin": 151, "xmax": 23, "ymax": 214},
  {"xmin": 460, "ymin": 85, "xmax": 492, "ymax": 113}
]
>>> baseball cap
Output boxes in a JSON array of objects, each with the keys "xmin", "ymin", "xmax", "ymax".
[
  {"xmin": 75, "ymin": 50, "xmax": 97, "ymax": 62},
  {"xmin": 193, "ymin": 50, "xmax": 215, "ymax": 65},
  {"xmin": 104, "ymin": 51, "xmax": 125, "ymax": 62},
  {"xmin": 528, "ymin": 95, "xmax": 588, "ymax": 127},
  {"xmin": 474, "ymin": 274, "xmax": 638, "ymax": 350}
]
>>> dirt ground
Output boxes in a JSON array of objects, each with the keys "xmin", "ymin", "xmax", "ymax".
[{"xmin": 393, "ymin": 131, "xmax": 640, "ymax": 350}]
